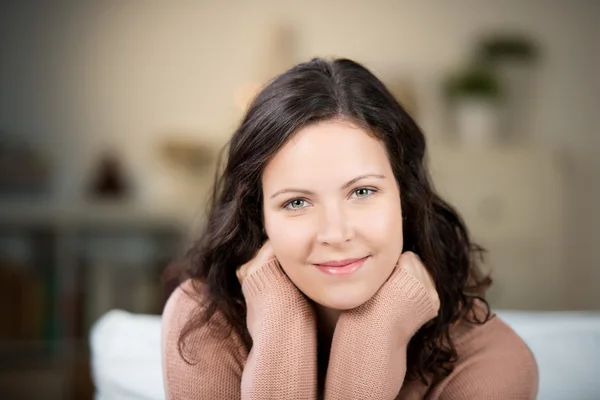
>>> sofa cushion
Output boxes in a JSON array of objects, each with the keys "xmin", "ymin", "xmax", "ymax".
[
  {"xmin": 90, "ymin": 309, "xmax": 600, "ymax": 400},
  {"xmin": 90, "ymin": 309, "xmax": 164, "ymax": 400},
  {"xmin": 497, "ymin": 310, "xmax": 600, "ymax": 400}
]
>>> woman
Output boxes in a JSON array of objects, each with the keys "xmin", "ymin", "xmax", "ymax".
[{"xmin": 161, "ymin": 58, "xmax": 538, "ymax": 399}]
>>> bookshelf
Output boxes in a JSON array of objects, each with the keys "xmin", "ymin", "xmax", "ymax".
[{"xmin": 0, "ymin": 200, "xmax": 189, "ymax": 398}]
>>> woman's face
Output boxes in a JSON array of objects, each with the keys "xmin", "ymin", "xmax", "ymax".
[{"xmin": 262, "ymin": 119, "xmax": 404, "ymax": 310}]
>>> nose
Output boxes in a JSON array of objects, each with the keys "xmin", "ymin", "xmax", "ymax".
[{"xmin": 316, "ymin": 203, "xmax": 354, "ymax": 245}]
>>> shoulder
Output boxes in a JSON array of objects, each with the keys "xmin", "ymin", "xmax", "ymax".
[
  {"xmin": 437, "ymin": 311, "xmax": 539, "ymax": 399},
  {"xmin": 459, "ymin": 314, "xmax": 538, "ymax": 368},
  {"xmin": 161, "ymin": 279, "xmax": 206, "ymax": 346},
  {"xmin": 161, "ymin": 279, "xmax": 247, "ymax": 369},
  {"xmin": 161, "ymin": 280, "xmax": 248, "ymax": 399},
  {"xmin": 162, "ymin": 279, "xmax": 204, "ymax": 328}
]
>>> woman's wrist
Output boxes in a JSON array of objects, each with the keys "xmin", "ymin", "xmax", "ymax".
[
  {"xmin": 241, "ymin": 259, "xmax": 288, "ymax": 298},
  {"xmin": 384, "ymin": 266, "xmax": 439, "ymax": 334},
  {"xmin": 242, "ymin": 259, "xmax": 316, "ymax": 346},
  {"xmin": 338, "ymin": 265, "xmax": 438, "ymax": 340},
  {"xmin": 242, "ymin": 259, "xmax": 313, "ymax": 315}
]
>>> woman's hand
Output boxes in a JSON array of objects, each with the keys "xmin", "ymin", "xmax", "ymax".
[
  {"xmin": 397, "ymin": 251, "xmax": 440, "ymax": 315},
  {"xmin": 323, "ymin": 251, "xmax": 440, "ymax": 399},
  {"xmin": 236, "ymin": 239, "xmax": 277, "ymax": 285},
  {"xmin": 233, "ymin": 239, "xmax": 318, "ymax": 400}
]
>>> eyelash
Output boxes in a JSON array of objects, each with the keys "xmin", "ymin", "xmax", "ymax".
[{"xmin": 281, "ymin": 187, "xmax": 378, "ymax": 212}]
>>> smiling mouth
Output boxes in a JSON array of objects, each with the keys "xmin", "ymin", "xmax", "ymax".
[{"xmin": 313, "ymin": 256, "xmax": 369, "ymax": 277}]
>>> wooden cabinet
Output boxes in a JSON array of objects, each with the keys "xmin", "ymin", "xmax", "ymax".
[
  {"xmin": 427, "ymin": 144, "xmax": 567, "ymax": 310},
  {"xmin": 0, "ymin": 202, "xmax": 187, "ymax": 399}
]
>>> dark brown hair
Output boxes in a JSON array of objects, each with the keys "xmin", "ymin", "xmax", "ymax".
[{"xmin": 165, "ymin": 58, "xmax": 492, "ymax": 385}]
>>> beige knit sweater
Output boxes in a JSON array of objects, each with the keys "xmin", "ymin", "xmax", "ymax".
[{"xmin": 162, "ymin": 260, "xmax": 538, "ymax": 399}]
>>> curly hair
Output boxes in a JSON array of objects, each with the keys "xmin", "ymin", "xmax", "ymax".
[{"xmin": 164, "ymin": 57, "xmax": 492, "ymax": 386}]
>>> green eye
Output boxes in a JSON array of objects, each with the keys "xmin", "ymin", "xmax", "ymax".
[
  {"xmin": 285, "ymin": 199, "xmax": 307, "ymax": 210},
  {"xmin": 353, "ymin": 188, "xmax": 375, "ymax": 198}
]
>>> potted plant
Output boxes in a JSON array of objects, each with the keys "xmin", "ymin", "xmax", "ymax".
[
  {"xmin": 476, "ymin": 34, "xmax": 541, "ymax": 142},
  {"xmin": 478, "ymin": 35, "xmax": 539, "ymax": 64},
  {"xmin": 444, "ymin": 67, "xmax": 502, "ymax": 148}
]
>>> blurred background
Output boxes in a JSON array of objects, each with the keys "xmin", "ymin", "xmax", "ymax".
[{"xmin": 0, "ymin": 0, "xmax": 598, "ymax": 398}]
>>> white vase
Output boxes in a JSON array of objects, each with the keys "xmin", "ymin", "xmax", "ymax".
[
  {"xmin": 454, "ymin": 97, "xmax": 499, "ymax": 148},
  {"xmin": 494, "ymin": 61, "xmax": 536, "ymax": 143}
]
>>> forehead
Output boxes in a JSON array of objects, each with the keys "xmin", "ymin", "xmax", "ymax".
[{"xmin": 262, "ymin": 120, "xmax": 391, "ymax": 188}]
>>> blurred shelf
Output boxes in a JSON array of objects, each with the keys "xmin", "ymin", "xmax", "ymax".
[
  {"xmin": 0, "ymin": 199, "xmax": 188, "ymax": 361},
  {"xmin": 0, "ymin": 339, "xmax": 81, "ymax": 368},
  {"xmin": 0, "ymin": 200, "xmax": 194, "ymax": 229},
  {"xmin": 0, "ymin": 338, "xmax": 92, "ymax": 400},
  {"xmin": 425, "ymin": 142, "xmax": 568, "ymax": 310}
]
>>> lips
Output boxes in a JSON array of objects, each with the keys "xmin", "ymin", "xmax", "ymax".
[
  {"xmin": 314, "ymin": 256, "xmax": 369, "ymax": 277},
  {"xmin": 316, "ymin": 257, "xmax": 366, "ymax": 267}
]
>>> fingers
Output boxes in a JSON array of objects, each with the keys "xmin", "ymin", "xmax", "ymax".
[
  {"xmin": 399, "ymin": 251, "xmax": 425, "ymax": 272},
  {"xmin": 398, "ymin": 251, "xmax": 438, "ymax": 305},
  {"xmin": 256, "ymin": 239, "xmax": 275, "ymax": 259},
  {"xmin": 237, "ymin": 239, "xmax": 277, "ymax": 285},
  {"xmin": 397, "ymin": 251, "xmax": 418, "ymax": 269}
]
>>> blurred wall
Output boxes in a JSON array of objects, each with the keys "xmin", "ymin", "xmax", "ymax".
[{"xmin": 1, "ymin": 0, "xmax": 598, "ymax": 308}]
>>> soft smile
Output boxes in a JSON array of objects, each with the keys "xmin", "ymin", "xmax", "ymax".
[{"xmin": 314, "ymin": 256, "xmax": 369, "ymax": 277}]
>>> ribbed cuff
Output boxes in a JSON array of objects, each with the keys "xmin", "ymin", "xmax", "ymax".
[
  {"xmin": 387, "ymin": 266, "xmax": 439, "ymax": 326},
  {"xmin": 241, "ymin": 259, "xmax": 288, "ymax": 299}
]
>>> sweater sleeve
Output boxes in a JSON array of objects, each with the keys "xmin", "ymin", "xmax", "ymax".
[
  {"xmin": 324, "ymin": 265, "xmax": 439, "ymax": 400},
  {"xmin": 437, "ymin": 325, "xmax": 539, "ymax": 400},
  {"xmin": 240, "ymin": 260, "xmax": 317, "ymax": 398},
  {"xmin": 161, "ymin": 260, "xmax": 317, "ymax": 400}
]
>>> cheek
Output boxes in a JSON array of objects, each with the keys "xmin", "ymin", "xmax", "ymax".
[
  {"xmin": 264, "ymin": 213, "xmax": 313, "ymax": 263},
  {"xmin": 357, "ymin": 199, "xmax": 403, "ymax": 250}
]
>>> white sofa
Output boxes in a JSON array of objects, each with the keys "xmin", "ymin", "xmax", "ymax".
[{"xmin": 90, "ymin": 309, "xmax": 600, "ymax": 400}]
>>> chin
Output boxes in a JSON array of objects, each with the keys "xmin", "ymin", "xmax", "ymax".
[
  {"xmin": 325, "ymin": 297, "xmax": 367, "ymax": 311},
  {"xmin": 314, "ymin": 287, "xmax": 375, "ymax": 310}
]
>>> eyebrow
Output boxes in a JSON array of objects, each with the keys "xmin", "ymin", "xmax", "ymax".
[{"xmin": 269, "ymin": 173, "xmax": 386, "ymax": 199}]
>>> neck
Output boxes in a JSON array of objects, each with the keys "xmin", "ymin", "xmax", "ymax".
[{"xmin": 315, "ymin": 304, "xmax": 342, "ymax": 344}]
